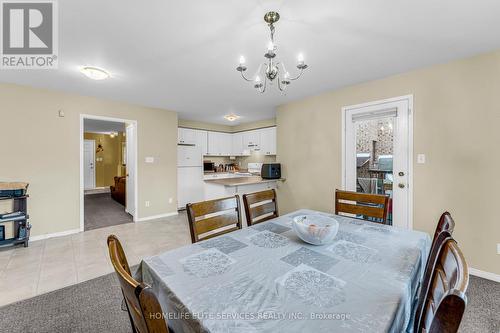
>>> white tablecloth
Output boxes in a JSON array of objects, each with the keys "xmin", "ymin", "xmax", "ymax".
[{"xmin": 136, "ymin": 209, "xmax": 430, "ymax": 333}]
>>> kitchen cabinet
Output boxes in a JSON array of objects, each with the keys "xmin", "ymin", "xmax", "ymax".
[
  {"xmin": 194, "ymin": 129, "xmax": 208, "ymax": 155},
  {"xmin": 207, "ymin": 132, "xmax": 232, "ymax": 156},
  {"xmin": 231, "ymin": 133, "xmax": 250, "ymax": 156},
  {"xmin": 242, "ymin": 130, "xmax": 261, "ymax": 151},
  {"xmin": 260, "ymin": 127, "xmax": 276, "ymax": 155},
  {"xmin": 179, "ymin": 126, "xmax": 276, "ymax": 157},
  {"xmin": 178, "ymin": 128, "xmax": 197, "ymax": 145}
]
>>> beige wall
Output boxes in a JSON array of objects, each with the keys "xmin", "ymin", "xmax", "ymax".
[
  {"xmin": 84, "ymin": 132, "xmax": 124, "ymax": 187},
  {"xmin": 0, "ymin": 83, "xmax": 178, "ymax": 237},
  {"xmin": 276, "ymin": 49, "xmax": 500, "ymax": 275}
]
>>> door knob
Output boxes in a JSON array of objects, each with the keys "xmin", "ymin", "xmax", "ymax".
[
  {"xmin": 398, "ymin": 171, "xmax": 405, "ymax": 176},
  {"xmin": 398, "ymin": 183, "xmax": 405, "ymax": 188}
]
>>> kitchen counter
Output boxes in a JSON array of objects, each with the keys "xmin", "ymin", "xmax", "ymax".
[{"xmin": 204, "ymin": 176, "xmax": 283, "ymax": 187}]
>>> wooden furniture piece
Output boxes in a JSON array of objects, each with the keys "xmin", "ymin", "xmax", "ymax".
[
  {"xmin": 414, "ymin": 211, "xmax": 457, "ymax": 332},
  {"xmin": 334, "ymin": 189, "xmax": 389, "ymax": 224},
  {"xmin": 243, "ymin": 189, "xmax": 279, "ymax": 226},
  {"xmin": 0, "ymin": 188, "xmax": 31, "ymax": 248},
  {"xmin": 186, "ymin": 195, "xmax": 242, "ymax": 243},
  {"xmin": 415, "ymin": 238, "xmax": 469, "ymax": 333},
  {"xmin": 107, "ymin": 235, "xmax": 169, "ymax": 333},
  {"xmin": 110, "ymin": 176, "xmax": 126, "ymax": 206}
]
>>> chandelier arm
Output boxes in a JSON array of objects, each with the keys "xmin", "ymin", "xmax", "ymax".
[
  {"xmin": 259, "ymin": 76, "xmax": 267, "ymax": 93},
  {"xmin": 240, "ymin": 70, "xmax": 253, "ymax": 82},
  {"xmin": 289, "ymin": 68, "xmax": 305, "ymax": 81}
]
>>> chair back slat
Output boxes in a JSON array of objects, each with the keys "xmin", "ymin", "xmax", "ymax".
[
  {"xmin": 415, "ymin": 212, "xmax": 457, "ymax": 332},
  {"xmin": 334, "ymin": 189, "xmax": 389, "ymax": 224},
  {"xmin": 189, "ymin": 196, "xmax": 238, "ymax": 216},
  {"xmin": 187, "ymin": 195, "xmax": 242, "ymax": 243},
  {"xmin": 107, "ymin": 235, "xmax": 169, "ymax": 333},
  {"xmin": 335, "ymin": 202, "xmax": 386, "ymax": 219},
  {"xmin": 417, "ymin": 239, "xmax": 468, "ymax": 333},
  {"xmin": 243, "ymin": 189, "xmax": 279, "ymax": 226},
  {"xmin": 434, "ymin": 212, "xmax": 455, "ymax": 244},
  {"xmin": 195, "ymin": 210, "xmax": 240, "ymax": 235}
]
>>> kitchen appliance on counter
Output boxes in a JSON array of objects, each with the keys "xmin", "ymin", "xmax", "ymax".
[
  {"xmin": 261, "ymin": 163, "xmax": 281, "ymax": 179},
  {"xmin": 247, "ymin": 163, "xmax": 263, "ymax": 175},
  {"xmin": 203, "ymin": 161, "xmax": 215, "ymax": 172}
]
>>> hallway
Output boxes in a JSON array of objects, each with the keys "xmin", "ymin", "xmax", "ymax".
[{"xmin": 84, "ymin": 193, "xmax": 133, "ymax": 231}]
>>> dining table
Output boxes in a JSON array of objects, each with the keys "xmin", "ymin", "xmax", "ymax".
[{"xmin": 136, "ymin": 209, "xmax": 431, "ymax": 333}]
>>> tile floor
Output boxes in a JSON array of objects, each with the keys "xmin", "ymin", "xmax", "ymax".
[{"xmin": 0, "ymin": 211, "xmax": 191, "ymax": 307}]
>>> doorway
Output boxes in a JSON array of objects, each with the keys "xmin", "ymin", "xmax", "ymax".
[
  {"xmin": 83, "ymin": 140, "xmax": 96, "ymax": 189},
  {"xmin": 342, "ymin": 95, "xmax": 413, "ymax": 229},
  {"xmin": 79, "ymin": 115, "xmax": 138, "ymax": 231}
]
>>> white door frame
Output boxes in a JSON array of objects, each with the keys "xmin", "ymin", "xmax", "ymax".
[
  {"xmin": 341, "ymin": 95, "xmax": 414, "ymax": 229},
  {"xmin": 83, "ymin": 139, "xmax": 96, "ymax": 189},
  {"xmin": 79, "ymin": 114, "xmax": 138, "ymax": 232}
]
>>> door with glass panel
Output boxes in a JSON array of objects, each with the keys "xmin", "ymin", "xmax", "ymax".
[{"xmin": 343, "ymin": 96, "xmax": 412, "ymax": 229}]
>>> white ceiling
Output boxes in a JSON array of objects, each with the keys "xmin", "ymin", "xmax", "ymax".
[
  {"xmin": 84, "ymin": 119, "xmax": 125, "ymax": 133},
  {"xmin": 2, "ymin": 0, "xmax": 500, "ymax": 124}
]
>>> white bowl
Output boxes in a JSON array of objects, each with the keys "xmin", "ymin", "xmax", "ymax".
[{"xmin": 292, "ymin": 214, "xmax": 339, "ymax": 245}]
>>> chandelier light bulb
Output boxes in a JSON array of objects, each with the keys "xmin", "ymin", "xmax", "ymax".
[
  {"xmin": 284, "ymin": 71, "xmax": 290, "ymax": 79},
  {"xmin": 255, "ymin": 75, "xmax": 261, "ymax": 83},
  {"xmin": 239, "ymin": 56, "xmax": 245, "ymax": 65},
  {"xmin": 297, "ymin": 53, "xmax": 304, "ymax": 64}
]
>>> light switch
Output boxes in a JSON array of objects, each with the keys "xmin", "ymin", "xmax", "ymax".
[
  {"xmin": 145, "ymin": 157, "xmax": 154, "ymax": 163},
  {"xmin": 417, "ymin": 154, "xmax": 426, "ymax": 164}
]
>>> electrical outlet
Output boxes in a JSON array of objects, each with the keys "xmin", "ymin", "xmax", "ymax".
[
  {"xmin": 168, "ymin": 198, "xmax": 173, "ymax": 204},
  {"xmin": 145, "ymin": 201, "xmax": 150, "ymax": 207}
]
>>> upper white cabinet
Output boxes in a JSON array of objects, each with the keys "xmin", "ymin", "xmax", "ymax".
[
  {"xmin": 194, "ymin": 130, "xmax": 208, "ymax": 155},
  {"xmin": 178, "ymin": 128, "xmax": 197, "ymax": 145},
  {"xmin": 242, "ymin": 130, "xmax": 261, "ymax": 151},
  {"xmin": 260, "ymin": 127, "xmax": 276, "ymax": 155},
  {"xmin": 181, "ymin": 126, "xmax": 276, "ymax": 156},
  {"xmin": 207, "ymin": 132, "xmax": 232, "ymax": 156}
]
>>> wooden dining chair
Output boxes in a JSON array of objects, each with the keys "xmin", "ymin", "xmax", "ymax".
[
  {"xmin": 243, "ymin": 189, "xmax": 279, "ymax": 226},
  {"xmin": 107, "ymin": 235, "xmax": 169, "ymax": 333},
  {"xmin": 186, "ymin": 195, "xmax": 242, "ymax": 243},
  {"xmin": 334, "ymin": 189, "xmax": 390, "ymax": 224},
  {"xmin": 414, "ymin": 212, "xmax": 456, "ymax": 332},
  {"xmin": 433, "ymin": 212, "xmax": 455, "ymax": 245},
  {"xmin": 415, "ymin": 238, "xmax": 469, "ymax": 333}
]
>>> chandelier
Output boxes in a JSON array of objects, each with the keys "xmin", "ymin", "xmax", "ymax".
[{"xmin": 236, "ymin": 11, "xmax": 308, "ymax": 93}]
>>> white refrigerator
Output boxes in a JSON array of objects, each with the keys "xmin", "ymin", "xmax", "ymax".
[{"xmin": 177, "ymin": 145, "xmax": 204, "ymax": 209}]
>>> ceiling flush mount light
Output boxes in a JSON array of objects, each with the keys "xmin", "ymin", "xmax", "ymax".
[
  {"xmin": 236, "ymin": 11, "xmax": 308, "ymax": 93},
  {"xmin": 80, "ymin": 66, "xmax": 110, "ymax": 80},
  {"xmin": 224, "ymin": 114, "xmax": 240, "ymax": 122}
]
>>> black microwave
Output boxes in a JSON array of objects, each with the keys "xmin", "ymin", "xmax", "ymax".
[
  {"xmin": 261, "ymin": 163, "xmax": 281, "ymax": 179},
  {"xmin": 203, "ymin": 162, "xmax": 215, "ymax": 172}
]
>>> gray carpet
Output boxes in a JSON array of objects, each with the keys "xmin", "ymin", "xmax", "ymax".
[
  {"xmin": 84, "ymin": 193, "xmax": 132, "ymax": 231},
  {"xmin": 0, "ymin": 273, "xmax": 498, "ymax": 332}
]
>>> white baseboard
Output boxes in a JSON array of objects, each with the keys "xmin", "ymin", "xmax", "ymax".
[
  {"xmin": 30, "ymin": 228, "xmax": 81, "ymax": 242},
  {"xmin": 469, "ymin": 268, "xmax": 500, "ymax": 283},
  {"xmin": 135, "ymin": 211, "xmax": 178, "ymax": 222}
]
